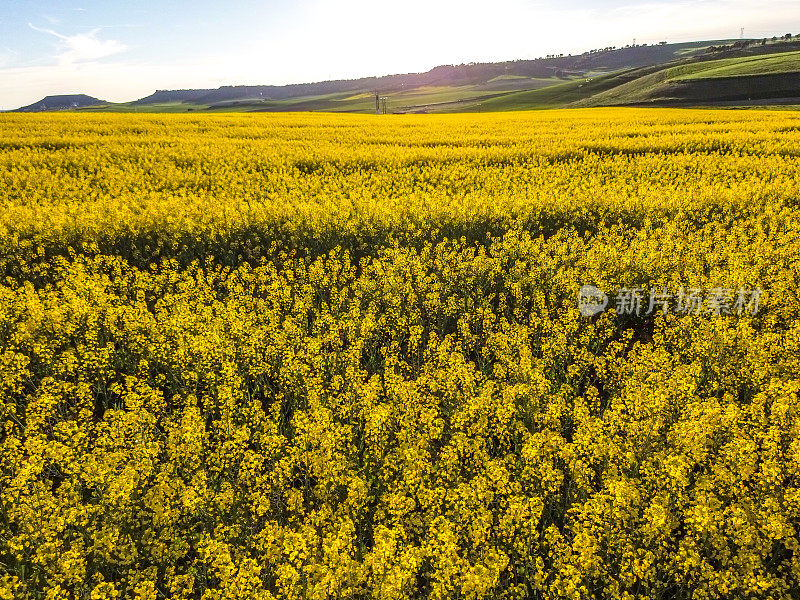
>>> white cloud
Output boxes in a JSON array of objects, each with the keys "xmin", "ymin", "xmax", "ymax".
[{"xmin": 28, "ymin": 23, "xmax": 127, "ymax": 65}]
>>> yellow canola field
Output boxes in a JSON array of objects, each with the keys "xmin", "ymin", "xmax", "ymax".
[{"xmin": 1, "ymin": 109, "xmax": 800, "ymax": 599}]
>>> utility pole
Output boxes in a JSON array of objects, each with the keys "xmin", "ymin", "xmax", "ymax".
[
  {"xmin": 375, "ymin": 91, "xmax": 380, "ymax": 114},
  {"xmin": 381, "ymin": 97, "xmax": 387, "ymax": 114}
]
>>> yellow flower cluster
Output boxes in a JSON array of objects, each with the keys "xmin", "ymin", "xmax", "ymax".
[{"xmin": 1, "ymin": 108, "xmax": 800, "ymax": 599}]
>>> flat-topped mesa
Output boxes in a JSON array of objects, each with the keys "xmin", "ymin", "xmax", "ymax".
[{"xmin": 14, "ymin": 94, "xmax": 105, "ymax": 112}]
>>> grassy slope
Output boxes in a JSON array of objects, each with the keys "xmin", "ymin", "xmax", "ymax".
[
  {"xmin": 415, "ymin": 44, "xmax": 800, "ymax": 112},
  {"xmin": 80, "ymin": 102, "xmax": 211, "ymax": 113},
  {"xmin": 70, "ymin": 40, "xmax": 800, "ymax": 114},
  {"xmin": 571, "ymin": 70, "xmax": 676, "ymax": 107},
  {"xmin": 463, "ymin": 68, "xmax": 657, "ymax": 111},
  {"xmin": 458, "ymin": 80, "xmax": 592, "ymax": 111},
  {"xmin": 572, "ymin": 50, "xmax": 800, "ymax": 107},
  {"xmin": 679, "ymin": 50, "xmax": 800, "ymax": 79}
]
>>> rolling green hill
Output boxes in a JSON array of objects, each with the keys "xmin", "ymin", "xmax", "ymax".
[
  {"xmin": 458, "ymin": 68, "xmax": 663, "ymax": 111},
  {"xmin": 678, "ymin": 51, "xmax": 800, "ymax": 79},
  {"xmin": 14, "ymin": 36, "xmax": 800, "ymax": 114},
  {"xmin": 572, "ymin": 48, "xmax": 800, "ymax": 107}
]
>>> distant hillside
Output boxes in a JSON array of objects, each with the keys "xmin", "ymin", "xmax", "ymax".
[
  {"xmin": 571, "ymin": 46, "xmax": 800, "ymax": 108},
  {"xmin": 13, "ymin": 35, "xmax": 800, "ymax": 114},
  {"xmin": 14, "ymin": 94, "xmax": 105, "ymax": 112},
  {"xmin": 126, "ymin": 40, "xmax": 738, "ymax": 109},
  {"xmin": 132, "ymin": 89, "xmax": 216, "ymax": 104}
]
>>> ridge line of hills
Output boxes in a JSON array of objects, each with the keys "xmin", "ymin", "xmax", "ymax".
[{"xmin": 10, "ymin": 35, "xmax": 800, "ymax": 114}]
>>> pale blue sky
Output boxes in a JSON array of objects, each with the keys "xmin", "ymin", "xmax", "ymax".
[{"xmin": 1, "ymin": 0, "xmax": 799, "ymax": 109}]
